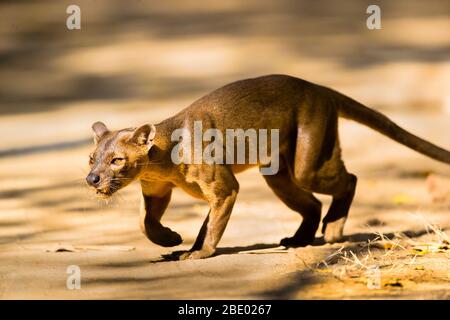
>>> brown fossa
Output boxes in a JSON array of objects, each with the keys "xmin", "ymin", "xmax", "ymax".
[{"xmin": 86, "ymin": 74, "xmax": 450, "ymax": 260}]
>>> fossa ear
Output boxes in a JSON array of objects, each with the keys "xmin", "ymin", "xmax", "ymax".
[
  {"xmin": 129, "ymin": 124, "xmax": 156, "ymax": 150},
  {"xmin": 92, "ymin": 121, "xmax": 109, "ymax": 144}
]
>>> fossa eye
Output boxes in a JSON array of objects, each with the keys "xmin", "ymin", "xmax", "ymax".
[{"xmin": 111, "ymin": 158, "xmax": 125, "ymax": 166}]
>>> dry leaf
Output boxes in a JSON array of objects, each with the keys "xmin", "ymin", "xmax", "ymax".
[
  {"xmin": 412, "ymin": 243, "xmax": 449, "ymax": 255},
  {"xmin": 384, "ymin": 278, "xmax": 403, "ymax": 288},
  {"xmin": 45, "ymin": 243, "xmax": 135, "ymax": 253},
  {"xmin": 392, "ymin": 194, "xmax": 415, "ymax": 205},
  {"xmin": 372, "ymin": 241, "xmax": 394, "ymax": 250},
  {"xmin": 238, "ymin": 246, "xmax": 291, "ymax": 254}
]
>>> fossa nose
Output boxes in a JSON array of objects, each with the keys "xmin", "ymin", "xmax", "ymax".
[{"xmin": 86, "ymin": 173, "xmax": 101, "ymax": 187}]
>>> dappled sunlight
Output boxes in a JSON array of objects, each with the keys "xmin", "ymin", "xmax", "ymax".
[{"xmin": 0, "ymin": 0, "xmax": 449, "ymax": 299}]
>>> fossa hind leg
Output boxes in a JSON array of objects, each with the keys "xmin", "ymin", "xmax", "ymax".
[
  {"xmin": 263, "ymin": 164, "xmax": 322, "ymax": 247},
  {"xmin": 296, "ymin": 139, "xmax": 357, "ymax": 243},
  {"xmin": 319, "ymin": 169, "xmax": 357, "ymax": 243},
  {"xmin": 294, "ymin": 106, "xmax": 357, "ymax": 243}
]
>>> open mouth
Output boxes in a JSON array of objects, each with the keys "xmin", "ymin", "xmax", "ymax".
[
  {"xmin": 93, "ymin": 181, "xmax": 121, "ymax": 198},
  {"xmin": 96, "ymin": 189, "xmax": 112, "ymax": 197}
]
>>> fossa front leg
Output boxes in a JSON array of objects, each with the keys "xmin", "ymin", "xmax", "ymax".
[
  {"xmin": 179, "ymin": 166, "xmax": 239, "ymax": 260},
  {"xmin": 139, "ymin": 180, "xmax": 182, "ymax": 247}
]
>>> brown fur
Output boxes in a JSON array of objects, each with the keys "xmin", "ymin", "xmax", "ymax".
[{"xmin": 86, "ymin": 74, "xmax": 450, "ymax": 260}]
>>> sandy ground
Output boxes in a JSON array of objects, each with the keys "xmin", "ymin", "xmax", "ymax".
[
  {"xmin": 0, "ymin": 111, "xmax": 449, "ymax": 299},
  {"xmin": 0, "ymin": 0, "xmax": 449, "ymax": 299}
]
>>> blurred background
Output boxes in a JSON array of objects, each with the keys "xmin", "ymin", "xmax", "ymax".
[
  {"xmin": 0, "ymin": 0, "xmax": 449, "ymax": 150},
  {"xmin": 0, "ymin": 0, "xmax": 449, "ymax": 299}
]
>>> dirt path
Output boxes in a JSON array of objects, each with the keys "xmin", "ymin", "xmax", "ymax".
[
  {"xmin": 0, "ymin": 0, "xmax": 449, "ymax": 299},
  {"xmin": 0, "ymin": 113, "xmax": 448, "ymax": 299}
]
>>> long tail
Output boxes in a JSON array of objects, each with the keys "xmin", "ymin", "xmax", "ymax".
[{"xmin": 338, "ymin": 96, "xmax": 450, "ymax": 165}]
